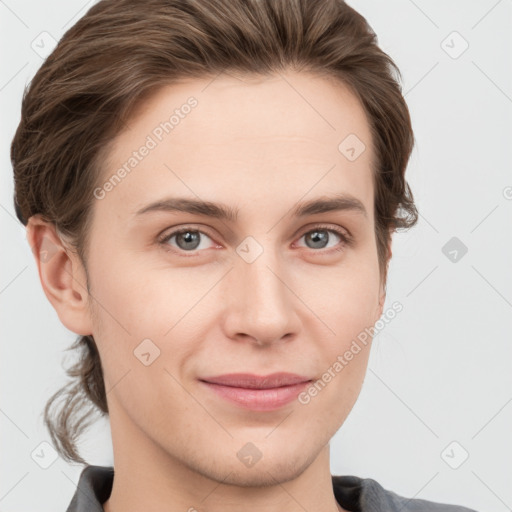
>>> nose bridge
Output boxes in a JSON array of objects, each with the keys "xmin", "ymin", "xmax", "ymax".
[
  {"xmin": 225, "ymin": 236, "xmax": 297, "ymax": 344},
  {"xmin": 244, "ymin": 247, "xmax": 285, "ymax": 309}
]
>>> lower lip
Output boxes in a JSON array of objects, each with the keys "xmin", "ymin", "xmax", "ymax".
[{"xmin": 200, "ymin": 380, "xmax": 311, "ymax": 411}]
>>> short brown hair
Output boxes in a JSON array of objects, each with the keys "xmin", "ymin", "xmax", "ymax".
[{"xmin": 11, "ymin": 0, "xmax": 418, "ymax": 465}]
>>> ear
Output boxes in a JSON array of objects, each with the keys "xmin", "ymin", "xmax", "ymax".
[{"xmin": 26, "ymin": 215, "xmax": 93, "ymax": 336}]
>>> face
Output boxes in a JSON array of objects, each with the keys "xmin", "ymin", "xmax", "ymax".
[{"xmin": 78, "ymin": 71, "xmax": 387, "ymax": 484}]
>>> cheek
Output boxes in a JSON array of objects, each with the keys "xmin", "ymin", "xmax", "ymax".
[
  {"xmin": 301, "ymin": 327, "xmax": 372, "ymax": 421},
  {"xmin": 311, "ymin": 261, "xmax": 381, "ymax": 335},
  {"xmin": 86, "ymin": 248, "xmax": 210, "ymax": 385},
  {"xmin": 87, "ymin": 248, "xmax": 177, "ymax": 332},
  {"xmin": 304, "ymin": 258, "xmax": 380, "ymax": 388}
]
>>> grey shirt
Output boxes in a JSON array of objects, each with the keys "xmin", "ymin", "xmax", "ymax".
[{"xmin": 65, "ymin": 465, "xmax": 478, "ymax": 512}]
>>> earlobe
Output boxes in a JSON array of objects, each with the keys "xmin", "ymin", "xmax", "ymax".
[{"xmin": 26, "ymin": 215, "xmax": 93, "ymax": 336}]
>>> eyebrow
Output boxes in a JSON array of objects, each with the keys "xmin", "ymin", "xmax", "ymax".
[{"xmin": 134, "ymin": 193, "xmax": 368, "ymax": 221}]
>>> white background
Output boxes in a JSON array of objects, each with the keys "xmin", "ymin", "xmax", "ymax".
[{"xmin": 1, "ymin": 1, "xmax": 511, "ymax": 511}]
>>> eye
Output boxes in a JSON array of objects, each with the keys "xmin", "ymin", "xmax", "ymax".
[
  {"xmin": 158, "ymin": 227, "xmax": 218, "ymax": 256},
  {"xmin": 295, "ymin": 225, "xmax": 352, "ymax": 254},
  {"xmin": 158, "ymin": 224, "xmax": 353, "ymax": 257}
]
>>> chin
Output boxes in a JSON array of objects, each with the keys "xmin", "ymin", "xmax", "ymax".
[
  {"xmin": 212, "ymin": 461, "xmax": 308, "ymax": 488},
  {"xmin": 186, "ymin": 445, "xmax": 318, "ymax": 488}
]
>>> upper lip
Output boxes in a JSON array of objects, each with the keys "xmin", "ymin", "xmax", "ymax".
[{"xmin": 200, "ymin": 372, "xmax": 312, "ymax": 389}]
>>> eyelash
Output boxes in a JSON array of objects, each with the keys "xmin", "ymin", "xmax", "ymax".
[{"xmin": 157, "ymin": 224, "xmax": 353, "ymax": 258}]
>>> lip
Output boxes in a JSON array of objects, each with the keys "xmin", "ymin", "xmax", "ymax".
[{"xmin": 199, "ymin": 372, "xmax": 313, "ymax": 411}]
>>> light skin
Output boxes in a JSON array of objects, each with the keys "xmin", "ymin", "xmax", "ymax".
[{"xmin": 27, "ymin": 70, "xmax": 391, "ymax": 512}]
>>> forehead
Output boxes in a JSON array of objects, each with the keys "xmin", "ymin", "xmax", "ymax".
[{"xmin": 95, "ymin": 71, "xmax": 375, "ymax": 223}]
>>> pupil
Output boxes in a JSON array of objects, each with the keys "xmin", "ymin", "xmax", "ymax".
[
  {"xmin": 308, "ymin": 230, "xmax": 327, "ymax": 249},
  {"xmin": 178, "ymin": 231, "xmax": 200, "ymax": 250}
]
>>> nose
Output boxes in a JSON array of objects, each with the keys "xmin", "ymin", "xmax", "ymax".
[{"xmin": 222, "ymin": 246, "xmax": 300, "ymax": 347}]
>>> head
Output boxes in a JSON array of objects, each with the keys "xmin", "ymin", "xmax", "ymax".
[{"xmin": 11, "ymin": 0, "xmax": 417, "ymax": 476}]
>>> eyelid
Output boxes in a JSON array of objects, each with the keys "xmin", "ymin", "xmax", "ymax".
[
  {"xmin": 156, "ymin": 224, "xmax": 220, "ymax": 251},
  {"xmin": 295, "ymin": 223, "xmax": 352, "ymax": 241}
]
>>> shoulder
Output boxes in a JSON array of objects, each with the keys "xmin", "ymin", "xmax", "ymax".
[
  {"xmin": 66, "ymin": 465, "xmax": 114, "ymax": 512},
  {"xmin": 332, "ymin": 475, "xmax": 479, "ymax": 512}
]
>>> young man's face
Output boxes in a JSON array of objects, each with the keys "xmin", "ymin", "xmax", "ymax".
[{"xmin": 79, "ymin": 71, "xmax": 387, "ymax": 484}]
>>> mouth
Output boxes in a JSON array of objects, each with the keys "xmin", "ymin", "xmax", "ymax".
[{"xmin": 198, "ymin": 372, "xmax": 313, "ymax": 411}]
